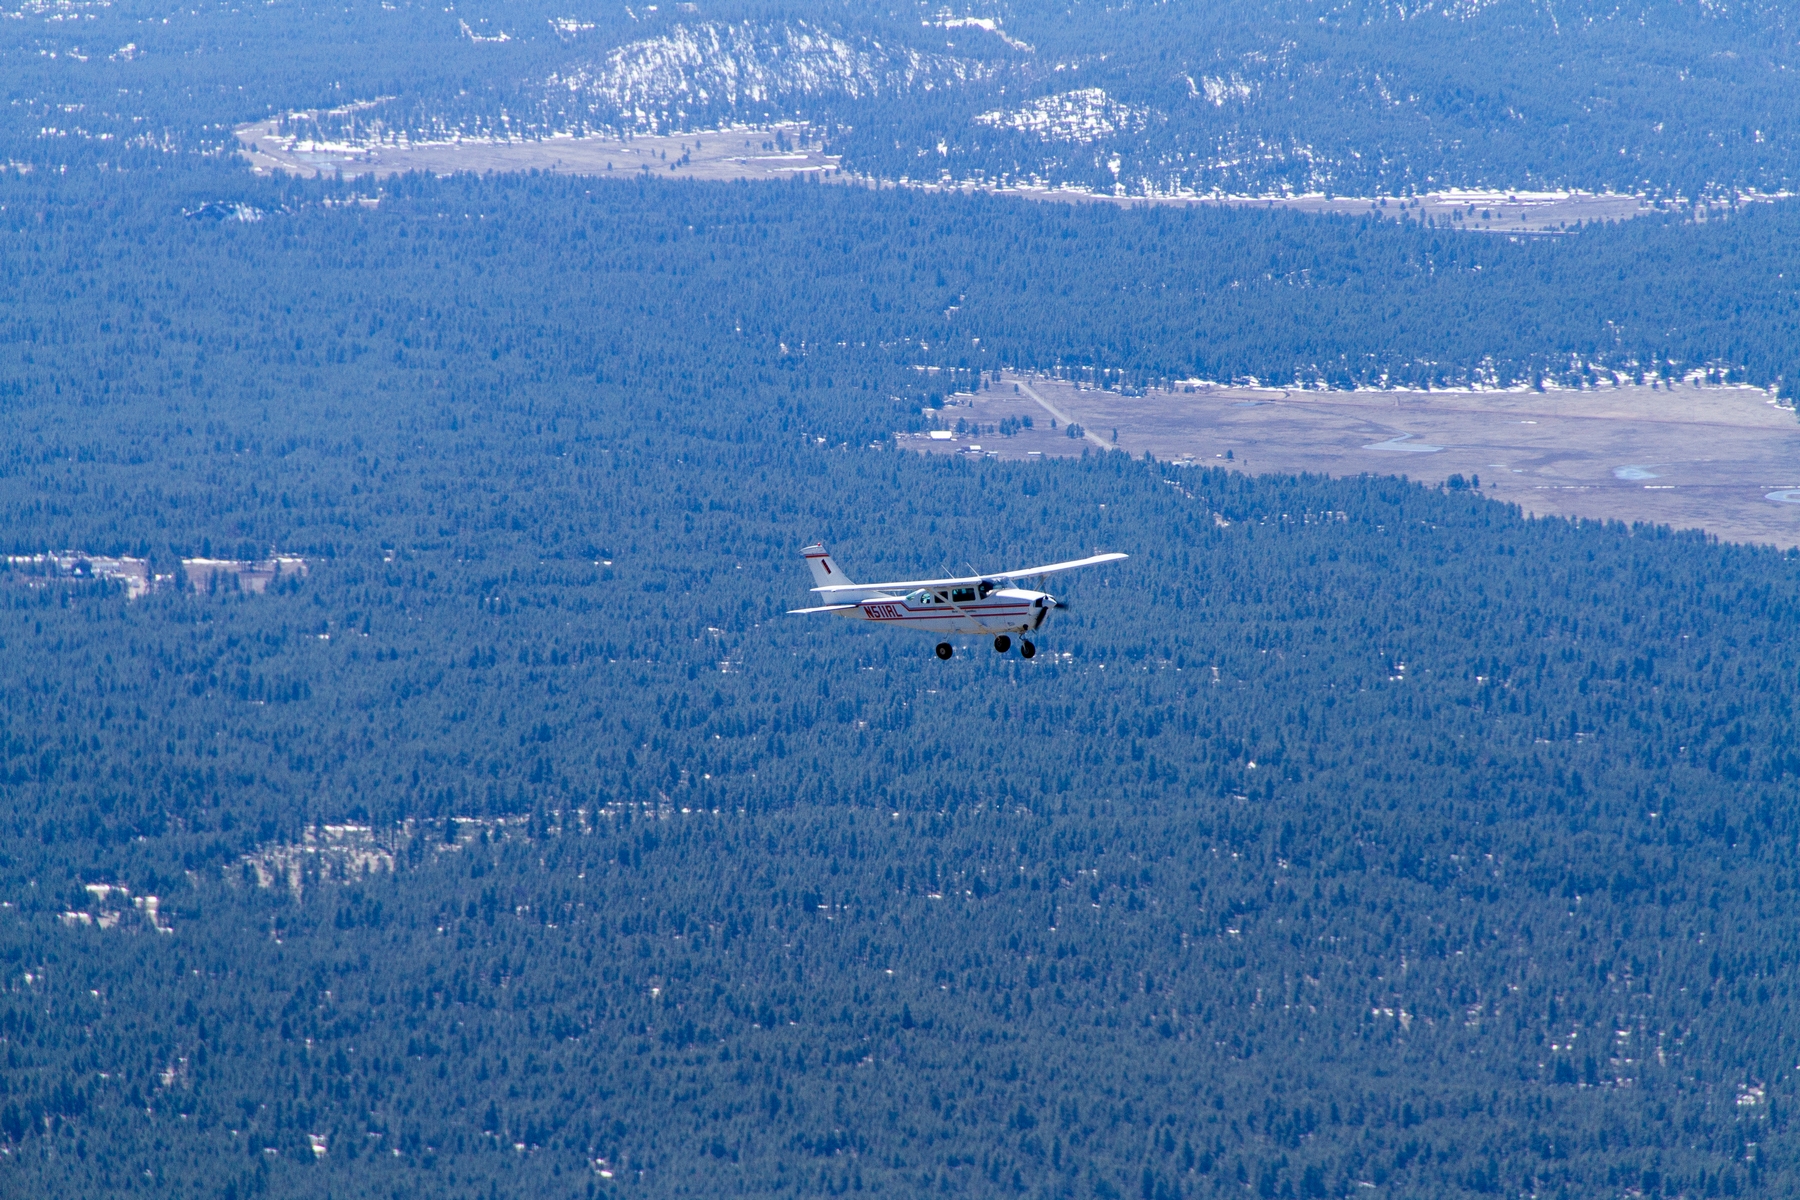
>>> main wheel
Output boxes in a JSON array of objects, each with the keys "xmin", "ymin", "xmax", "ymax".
[
  {"xmin": 935, "ymin": 642, "xmax": 953, "ymax": 660},
  {"xmin": 993, "ymin": 635, "xmax": 1012, "ymax": 654},
  {"xmin": 1020, "ymin": 640, "xmax": 1037, "ymax": 659}
]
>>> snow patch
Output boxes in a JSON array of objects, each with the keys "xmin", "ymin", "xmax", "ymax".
[
  {"xmin": 1372, "ymin": 0, "xmax": 1509, "ymax": 18},
  {"xmin": 549, "ymin": 16, "xmax": 595, "ymax": 40},
  {"xmin": 929, "ymin": 14, "xmax": 1032, "ymax": 52},
  {"xmin": 458, "ymin": 18, "xmax": 510, "ymax": 43},
  {"xmin": 1193, "ymin": 74, "xmax": 1253, "ymax": 107},
  {"xmin": 974, "ymin": 88, "xmax": 1153, "ymax": 145}
]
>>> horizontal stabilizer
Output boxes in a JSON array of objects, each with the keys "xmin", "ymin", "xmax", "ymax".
[{"xmin": 786, "ymin": 603, "xmax": 864, "ymax": 616}]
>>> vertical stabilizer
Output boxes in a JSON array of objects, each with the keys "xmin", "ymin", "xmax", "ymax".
[{"xmin": 801, "ymin": 543, "xmax": 852, "ymax": 589}]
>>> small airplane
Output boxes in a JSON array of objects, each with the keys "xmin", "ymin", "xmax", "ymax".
[{"xmin": 788, "ymin": 543, "xmax": 1127, "ymax": 659}]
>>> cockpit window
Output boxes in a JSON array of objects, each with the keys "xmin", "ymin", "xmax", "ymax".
[
  {"xmin": 977, "ymin": 581, "xmax": 995, "ymax": 599},
  {"xmin": 950, "ymin": 586, "xmax": 977, "ymax": 603}
]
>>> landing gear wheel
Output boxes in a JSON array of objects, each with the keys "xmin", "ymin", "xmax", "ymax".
[
  {"xmin": 935, "ymin": 642, "xmax": 954, "ymax": 660},
  {"xmin": 993, "ymin": 635, "xmax": 1012, "ymax": 654},
  {"xmin": 1020, "ymin": 640, "xmax": 1037, "ymax": 660}
]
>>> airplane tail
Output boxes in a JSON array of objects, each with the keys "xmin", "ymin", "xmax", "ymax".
[{"xmin": 801, "ymin": 543, "xmax": 852, "ymax": 589}]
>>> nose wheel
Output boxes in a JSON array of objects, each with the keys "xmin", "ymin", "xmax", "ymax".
[
  {"xmin": 1020, "ymin": 640, "xmax": 1036, "ymax": 659},
  {"xmin": 935, "ymin": 642, "xmax": 953, "ymax": 660},
  {"xmin": 993, "ymin": 635, "xmax": 1011, "ymax": 654}
]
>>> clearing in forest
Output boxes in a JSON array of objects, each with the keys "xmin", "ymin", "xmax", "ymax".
[
  {"xmin": 235, "ymin": 119, "xmax": 842, "ymax": 182},
  {"xmin": 904, "ymin": 373, "xmax": 1800, "ymax": 549},
  {"xmin": 235, "ymin": 116, "xmax": 1689, "ymax": 232}
]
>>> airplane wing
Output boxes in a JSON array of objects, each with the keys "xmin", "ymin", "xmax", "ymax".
[
  {"xmin": 808, "ymin": 552, "xmax": 1126, "ymax": 596},
  {"xmin": 991, "ymin": 552, "xmax": 1129, "ymax": 581}
]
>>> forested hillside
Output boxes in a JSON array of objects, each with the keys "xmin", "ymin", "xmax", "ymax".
[
  {"xmin": 7, "ymin": 0, "xmax": 1800, "ymax": 195},
  {"xmin": 1, "ymin": 169, "xmax": 1800, "ymax": 1197},
  {"xmin": 839, "ymin": 0, "xmax": 1800, "ymax": 196}
]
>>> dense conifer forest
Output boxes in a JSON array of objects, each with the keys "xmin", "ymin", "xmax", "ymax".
[
  {"xmin": 5, "ymin": 172, "xmax": 1799, "ymax": 402},
  {"xmin": 0, "ymin": 168, "xmax": 1799, "ymax": 1197}
]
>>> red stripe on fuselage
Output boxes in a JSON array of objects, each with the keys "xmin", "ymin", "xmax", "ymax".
[{"xmin": 858, "ymin": 603, "xmax": 1035, "ymax": 623}]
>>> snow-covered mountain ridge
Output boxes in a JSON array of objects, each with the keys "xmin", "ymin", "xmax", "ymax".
[{"xmin": 545, "ymin": 21, "xmax": 998, "ymax": 127}]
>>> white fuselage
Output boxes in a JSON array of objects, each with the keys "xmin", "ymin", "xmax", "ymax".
[{"xmin": 833, "ymin": 585, "xmax": 1056, "ymax": 636}]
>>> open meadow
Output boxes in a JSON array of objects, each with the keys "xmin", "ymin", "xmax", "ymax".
[
  {"xmin": 905, "ymin": 373, "xmax": 1800, "ymax": 548},
  {"xmin": 237, "ymin": 118, "xmax": 1677, "ymax": 233},
  {"xmin": 237, "ymin": 118, "xmax": 842, "ymax": 181}
]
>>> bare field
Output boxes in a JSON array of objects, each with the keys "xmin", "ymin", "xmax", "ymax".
[
  {"xmin": 909, "ymin": 185, "xmax": 1664, "ymax": 232},
  {"xmin": 903, "ymin": 373, "xmax": 1800, "ymax": 549},
  {"xmin": 1194, "ymin": 189, "xmax": 1653, "ymax": 233},
  {"xmin": 236, "ymin": 120, "xmax": 842, "ymax": 182}
]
